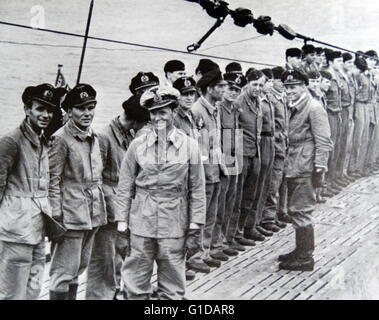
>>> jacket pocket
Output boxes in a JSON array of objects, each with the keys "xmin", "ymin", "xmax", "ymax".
[{"xmin": 61, "ymin": 186, "xmax": 90, "ymax": 227}]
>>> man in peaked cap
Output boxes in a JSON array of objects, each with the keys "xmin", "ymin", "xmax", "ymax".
[
  {"xmin": 278, "ymin": 70, "xmax": 332, "ymax": 272},
  {"xmin": 85, "ymin": 85, "xmax": 151, "ymax": 300},
  {"xmin": 48, "ymin": 84, "xmax": 107, "ymax": 300},
  {"xmin": 302, "ymin": 44, "xmax": 319, "ymax": 74},
  {"xmin": 285, "ymin": 48, "xmax": 304, "ymax": 73},
  {"xmin": 0, "ymin": 83, "xmax": 59, "ymax": 300},
  {"xmin": 129, "ymin": 72, "xmax": 160, "ymax": 96},
  {"xmin": 172, "ymin": 76, "xmax": 199, "ymax": 141},
  {"xmin": 211, "ymin": 72, "xmax": 246, "ymax": 259},
  {"xmin": 115, "ymin": 86, "xmax": 206, "ymax": 300},
  {"xmin": 172, "ymin": 76, "xmax": 200, "ymax": 281},
  {"xmin": 189, "ymin": 69, "xmax": 229, "ymax": 272},
  {"xmin": 163, "ymin": 59, "xmax": 186, "ymax": 87}
]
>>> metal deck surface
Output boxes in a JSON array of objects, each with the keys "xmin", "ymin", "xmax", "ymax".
[{"xmin": 39, "ymin": 174, "xmax": 379, "ymax": 300}]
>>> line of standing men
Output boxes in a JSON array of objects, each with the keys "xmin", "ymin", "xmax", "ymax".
[{"xmin": 0, "ymin": 44, "xmax": 378, "ymax": 300}]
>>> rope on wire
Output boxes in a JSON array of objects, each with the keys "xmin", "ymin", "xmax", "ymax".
[
  {"xmin": 199, "ymin": 35, "xmax": 264, "ymax": 52},
  {"xmin": 0, "ymin": 21, "xmax": 277, "ymax": 67},
  {"xmin": 0, "ymin": 40, "xmax": 166, "ymax": 52}
]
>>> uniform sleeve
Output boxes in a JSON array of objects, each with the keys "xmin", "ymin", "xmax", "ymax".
[
  {"xmin": 0, "ymin": 136, "xmax": 18, "ymax": 202},
  {"xmin": 98, "ymin": 133, "xmax": 109, "ymax": 169},
  {"xmin": 114, "ymin": 142, "xmax": 139, "ymax": 223},
  {"xmin": 309, "ymin": 104, "xmax": 334, "ymax": 170},
  {"xmin": 356, "ymin": 73, "xmax": 369, "ymax": 103},
  {"xmin": 48, "ymin": 136, "xmax": 68, "ymax": 219},
  {"xmin": 188, "ymin": 139, "xmax": 206, "ymax": 226}
]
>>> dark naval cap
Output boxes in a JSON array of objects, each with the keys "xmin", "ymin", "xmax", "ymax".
[
  {"xmin": 61, "ymin": 83, "xmax": 96, "ymax": 111},
  {"xmin": 140, "ymin": 86, "xmax": 180, "ymax": 111},
  {"xmin": 22, "ymin": 83, "xmax": 61, "ymax": 109},
  {"xmin": 164, "ymin": 60, "xmax": 185, "ymax": 74},
  {"xmin": 365, "ymin": 50, "xmax": 378, "ymax": 59},
  {"xmin": 281, "ymin": 70, "xmax": 309, "ymax": 86},
  {"xmin": 355, "ymin": 56, "xmax": 368, "ymax": 72},
  {"xmin": 307, "ymin": 70, "xmax": 321, "ymax": 80},
  {"xmin": 129, "ymin": 72, "xmax": 159, "ymax": 95},
  {"xmin": 320, "ymin": 70, "xmax": 333, "ymax": 81},
  {"xmin": 173, "ymin": 76, "xmax": 197, "ymax": 94},
  {"xmin": 342, "ymin": 52, "xmax": 353, "ymax": 62},
  {"xmin": 122, "ymin": 95, "xmax": 150, "ymax": 122},
  {"xmin": 271, "ymin": 66, "xmax": 285, "ymax": 80},
  {"xmin": 223, "ymin": 72, "xmax": 247, "ymax": 89},
  {"xmin": 195, "ymin": 59, "xmax": 220, "ymax": 75},
  {"xmin": 286, "ymin": 48, "xmax": 302, "ymax": 59},
  {"xmin": 302, "ymin": 44, "xmax": 316, "ymax": 55},
  {"xmin": 196, "ymin": 69, "xmax": 226, "ymax": 89},
  {"xmin": 225, "ymin": 62, "xmax": 243, "ymax": 74},
  {"xmin": 246, "ymin": 69, "xmax": 264, "ymax": 82},
  {"xmin": 261, "ymin": 68, "xmax": 274, "ymax": 80}
]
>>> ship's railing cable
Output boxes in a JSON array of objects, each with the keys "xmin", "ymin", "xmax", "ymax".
[
  {"xmin": 184, "ymin": 0, "xmax": 379, "ymax": 61},
  {"xmin": 0, "ymin": 20, "xmax": 277, "ymax": 67}
]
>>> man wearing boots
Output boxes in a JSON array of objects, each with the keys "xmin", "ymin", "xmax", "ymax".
[
  {"xmin": 85, "ymin": 74, "xmax": 153, "ymax": 300},
  {"xmin": 279, "ymin": 71, "xmax": 332, "ymax": 271},
  {"xmin": 48, "ymin": 84, "xmax": 107, "ymax": 300},
  {"xmin": 0, "ymin": 84, "xmax": 59, "ymax": 300}
]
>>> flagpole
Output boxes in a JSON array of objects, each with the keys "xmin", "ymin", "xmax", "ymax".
[{"xmin": 76, "ymin": 0, "xmax": 94, "ymax": 85}]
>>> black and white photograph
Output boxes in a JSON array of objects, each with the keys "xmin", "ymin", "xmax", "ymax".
[{"xmin": 0, "ymin": 0, "xmax": 379, "ymax": 303}]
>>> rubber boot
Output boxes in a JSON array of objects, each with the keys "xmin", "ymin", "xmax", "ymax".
[
  {"xmin": 68, "ymin": 284, "xmax": 78, "ymax": 300},
  {"xmin": 279, "ymin": 225, "xmax": 314, "ymax": 271},
  {"xmin": 50, "ymin": 291, "xmax": 69, "ymax": 300}
]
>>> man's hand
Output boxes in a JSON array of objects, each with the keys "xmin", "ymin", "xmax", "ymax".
[
  {"xmin": 185, "ymin": 228, "xmax": 202, "ymax": 258},
  {"xmin": 312, "ymin": 167, "xmax": 325, "ymax": 189},
  {"xmin": 117, "ymin": 221, "xmax": 128, "ymax": 233}
]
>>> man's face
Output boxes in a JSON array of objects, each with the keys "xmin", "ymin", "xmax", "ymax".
[
  {"xmin": 179, "ymin": 91, "xmax": 197, "ymax": 110},
  {"xmin": 208, "ymin": 82, "xmax": 226, "ymax": 102},
  {"xmin": 68, "ymin": 102, "xmax": 96, "ymax": 130},
  {"xmin": 320, "ymin": 78, "xmax": 331, "ymax": 92},
  {"xmin": 247, "ymin": 76, "xmax": 265, "ymax": 97},
  {"xmin": 263, "ymin": 78, "xmax": 274, "ymax": 92},
  {"xmin": 320, "ymin": 52, "xmax": 327, "ymax": 67},
  {"xmin": 305, "ymin": 53, "xmax": 317, "ymax": 64},
  {"xmin": 25, "ymin": 100, "xmax": 53, "ymax": 129},
  {"xmin": 343, "ymin": 60, "xmax": 354, "ymax": 73},
  {"xmin": 367, "ymin": 57, "xmax": 377, "ymax": 70},
  {"xmin": 223, "ymin": 84, "xmax": 241, "ymax": 103},
  {"xmin": 167, "ymin": 71, "xmax": 186, "ymax": 84},
  {"xmin": 288, "ymin": 56, "xmax": 302, "ymax": 69},
  {"xmin": 332, "ymin": 57, "xmax": 344, "ymax": 72},
  {"xmin": 285, "ymin": 83, "xmax": 306, "ymax": 102},
  {"xmin": 308, "ymin": 77, "xmax": 321, "ymax": 92},
  {"xmin": 273, "ymin": 79, "xmax": 285, "ymax": 92},
  {"xmin": 150, "ymin": 106, "xmax": 174, "ymax": 132}
]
